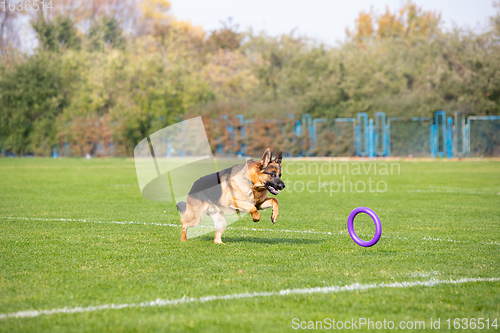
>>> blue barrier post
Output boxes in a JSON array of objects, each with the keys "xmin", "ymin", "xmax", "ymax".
[
  {"xmin": 357, "ymin": 113, "xmax": 369, "ymax": 157},
  {"xmin": 386, "ymin": 119, "xmax": 391, "ymax": 157},
  {"xmin": 434, "ymin": 111, "xmax": 446, "ymax": 157},
  {"xmin": 368, "ymin": 118, "xmax": 375, "ymax": 157},
  {"xmin": 375, "ymin": 112, "xmax": 386, "ymax": 156},
  {"xmin": 355, "ymin": 123, "xmax": 360, "ymax": 156},
  {"xmin": 454, "ymin": 112, "xmax": 466, "ymax": 158},
  {"xmin": 465, "ymin": 118, "xmax": 470, "ymax": 157},
  {"xmin": 446, "ymin": 117, "xmax": 453, "ymax": 158}
]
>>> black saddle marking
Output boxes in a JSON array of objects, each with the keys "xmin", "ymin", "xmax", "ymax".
[{"xmin": 188, "ymin": 171, "xmax": 222, "ymax": 204}]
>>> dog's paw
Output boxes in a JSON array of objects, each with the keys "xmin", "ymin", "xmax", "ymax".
[
  {"xmin": 251, "ymin": 211, "xmax": 261, "ymax": 222},
  {"xmin": 271, "ymin": 210, "xmax": 278, "ymax": 224},
  {"xmin": 181, "ymin": 226, "xmax": 187, "ymax": 241}
]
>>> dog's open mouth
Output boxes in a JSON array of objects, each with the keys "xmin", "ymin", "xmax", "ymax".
[{"xmin": 265, "ymin": 184, "xmax": 279, "ymax": 195}]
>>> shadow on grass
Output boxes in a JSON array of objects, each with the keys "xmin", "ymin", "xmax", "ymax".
[
  {"xmin": 199, "ymin": 235, "xmax": 323, "ymax": 244},
  {"xmin": 361, "ymin": 250, "xmax": 401, "ymax": 255}
]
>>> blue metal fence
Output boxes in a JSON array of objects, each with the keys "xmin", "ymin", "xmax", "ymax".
[
  {"xmin": 467, "ymin": 116, "xmax": 500, "ymax": 157},
  {"xmin": 211, "ymin": 111, "xmax": 500, "ymax": 158}
]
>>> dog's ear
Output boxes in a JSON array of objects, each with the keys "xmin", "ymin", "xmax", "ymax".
[
  {"xmin": 259, "ymin": 148, "xmax": 272, "ymax": 169},
  {"xmin": 274, "ymin": 149, "xmax": 283, "ymax": 165}
]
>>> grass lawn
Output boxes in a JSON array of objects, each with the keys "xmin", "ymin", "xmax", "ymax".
[{"xmin": 0, "ymin": 158, "xmax": 499, "ymax": 332}]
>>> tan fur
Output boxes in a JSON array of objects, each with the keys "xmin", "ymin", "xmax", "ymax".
[{"xmin": 180, "ymin": 148, "xmax": 283, "ymax": 243}]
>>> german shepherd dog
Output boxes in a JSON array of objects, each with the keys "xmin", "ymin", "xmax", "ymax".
[{"xmin": 176, "ymin": 148, "xmax": 285, "ymax": 244}]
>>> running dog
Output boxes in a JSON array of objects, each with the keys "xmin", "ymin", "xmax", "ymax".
[{"xmin": 176, "ymin": 148, "xmax": 285, "ymax": 244}]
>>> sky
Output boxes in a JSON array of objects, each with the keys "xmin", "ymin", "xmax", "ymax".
[{"xmin": 170, "ymin": 0, "xmax": 497, "ymax": 45}]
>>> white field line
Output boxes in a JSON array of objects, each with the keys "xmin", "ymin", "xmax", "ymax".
[
  {"xmin": 408, "ymin": 189, "xmax": 500, "ymax": 195},
  {"xmin": 1, "ymin": 277, "xmax": 499, "ymax": 320},
  {"xmin": 1, "ymin": 216, "xmax": 499, "ymax": 246},
  {"xmin": 0, "ymin": 216, "xmax": 337, "ymax": 235},
  {"xmin": 0, "ymin": 216, "xmax": 181, "ymax": 228}
]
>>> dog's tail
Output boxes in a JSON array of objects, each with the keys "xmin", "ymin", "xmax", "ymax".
[{"xmin": 176, "ymin": 201, "xmax": 187, "ymax": 214}]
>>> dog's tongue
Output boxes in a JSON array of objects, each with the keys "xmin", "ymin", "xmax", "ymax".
[{"xmin": 269, "ymin": 186, "xmax": 278, "ymax": 195}]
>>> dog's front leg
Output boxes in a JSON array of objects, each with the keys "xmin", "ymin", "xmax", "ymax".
[
  {"xmin": 257, "ymin": 198, "xmax": 279, "ymax": 224},
  {"xmin": 231, "ymin": 200, "xmax": 261, "ymax": 222}
]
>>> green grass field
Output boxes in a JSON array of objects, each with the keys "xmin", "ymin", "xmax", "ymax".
[{"xmin": 1, "ymin": 158, "xmax": 499, "ymax": 332}]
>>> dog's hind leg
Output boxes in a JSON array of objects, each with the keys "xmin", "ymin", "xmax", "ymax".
[
  {"xmin": 180, "ymin": 200, "xmax": 205, "ymax": 242},
  {"xmin": 177, "ymin": 201, "xmax": 188, "ymax": 241},
  {"xmin": 210, "ymin": 211, "xmax": 227, "ymax": 244},
  {"xmin": 181, "ymin": 224, "xmax": 188, "ymax": 242}
]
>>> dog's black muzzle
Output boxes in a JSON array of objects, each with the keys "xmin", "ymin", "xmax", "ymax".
[{"xmin": 265, "ymin": 179, "xmax": 285, "ymax": 195}]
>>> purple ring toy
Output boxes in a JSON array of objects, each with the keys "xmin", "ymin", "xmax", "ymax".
[{"xmin": 347, "ymin": 207, "xmax": 382, "ymax": 247}]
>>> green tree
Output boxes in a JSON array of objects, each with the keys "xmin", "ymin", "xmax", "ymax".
[
  {"xmin": 346, "ymin": 2, "xmax": 441, "ymax": 44},
  {"xmin": 205, "ymin": 18, "xmax": 242, "ymax": 52},
  {"xmin": 31, "ymin": 15, "xmax": 81, "ymax": 51},
  {"xmin": 0, "ymin": 53, "xmax": 73, "ymax": 155},
  {"xmin": 88, "ymin": 15, "xmax": 126, "ymax": 51}
]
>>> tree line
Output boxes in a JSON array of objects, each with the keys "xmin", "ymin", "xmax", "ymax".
[{"xmin": 0, "ymin": 1, "xmax": 499, "ymax": 156}]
